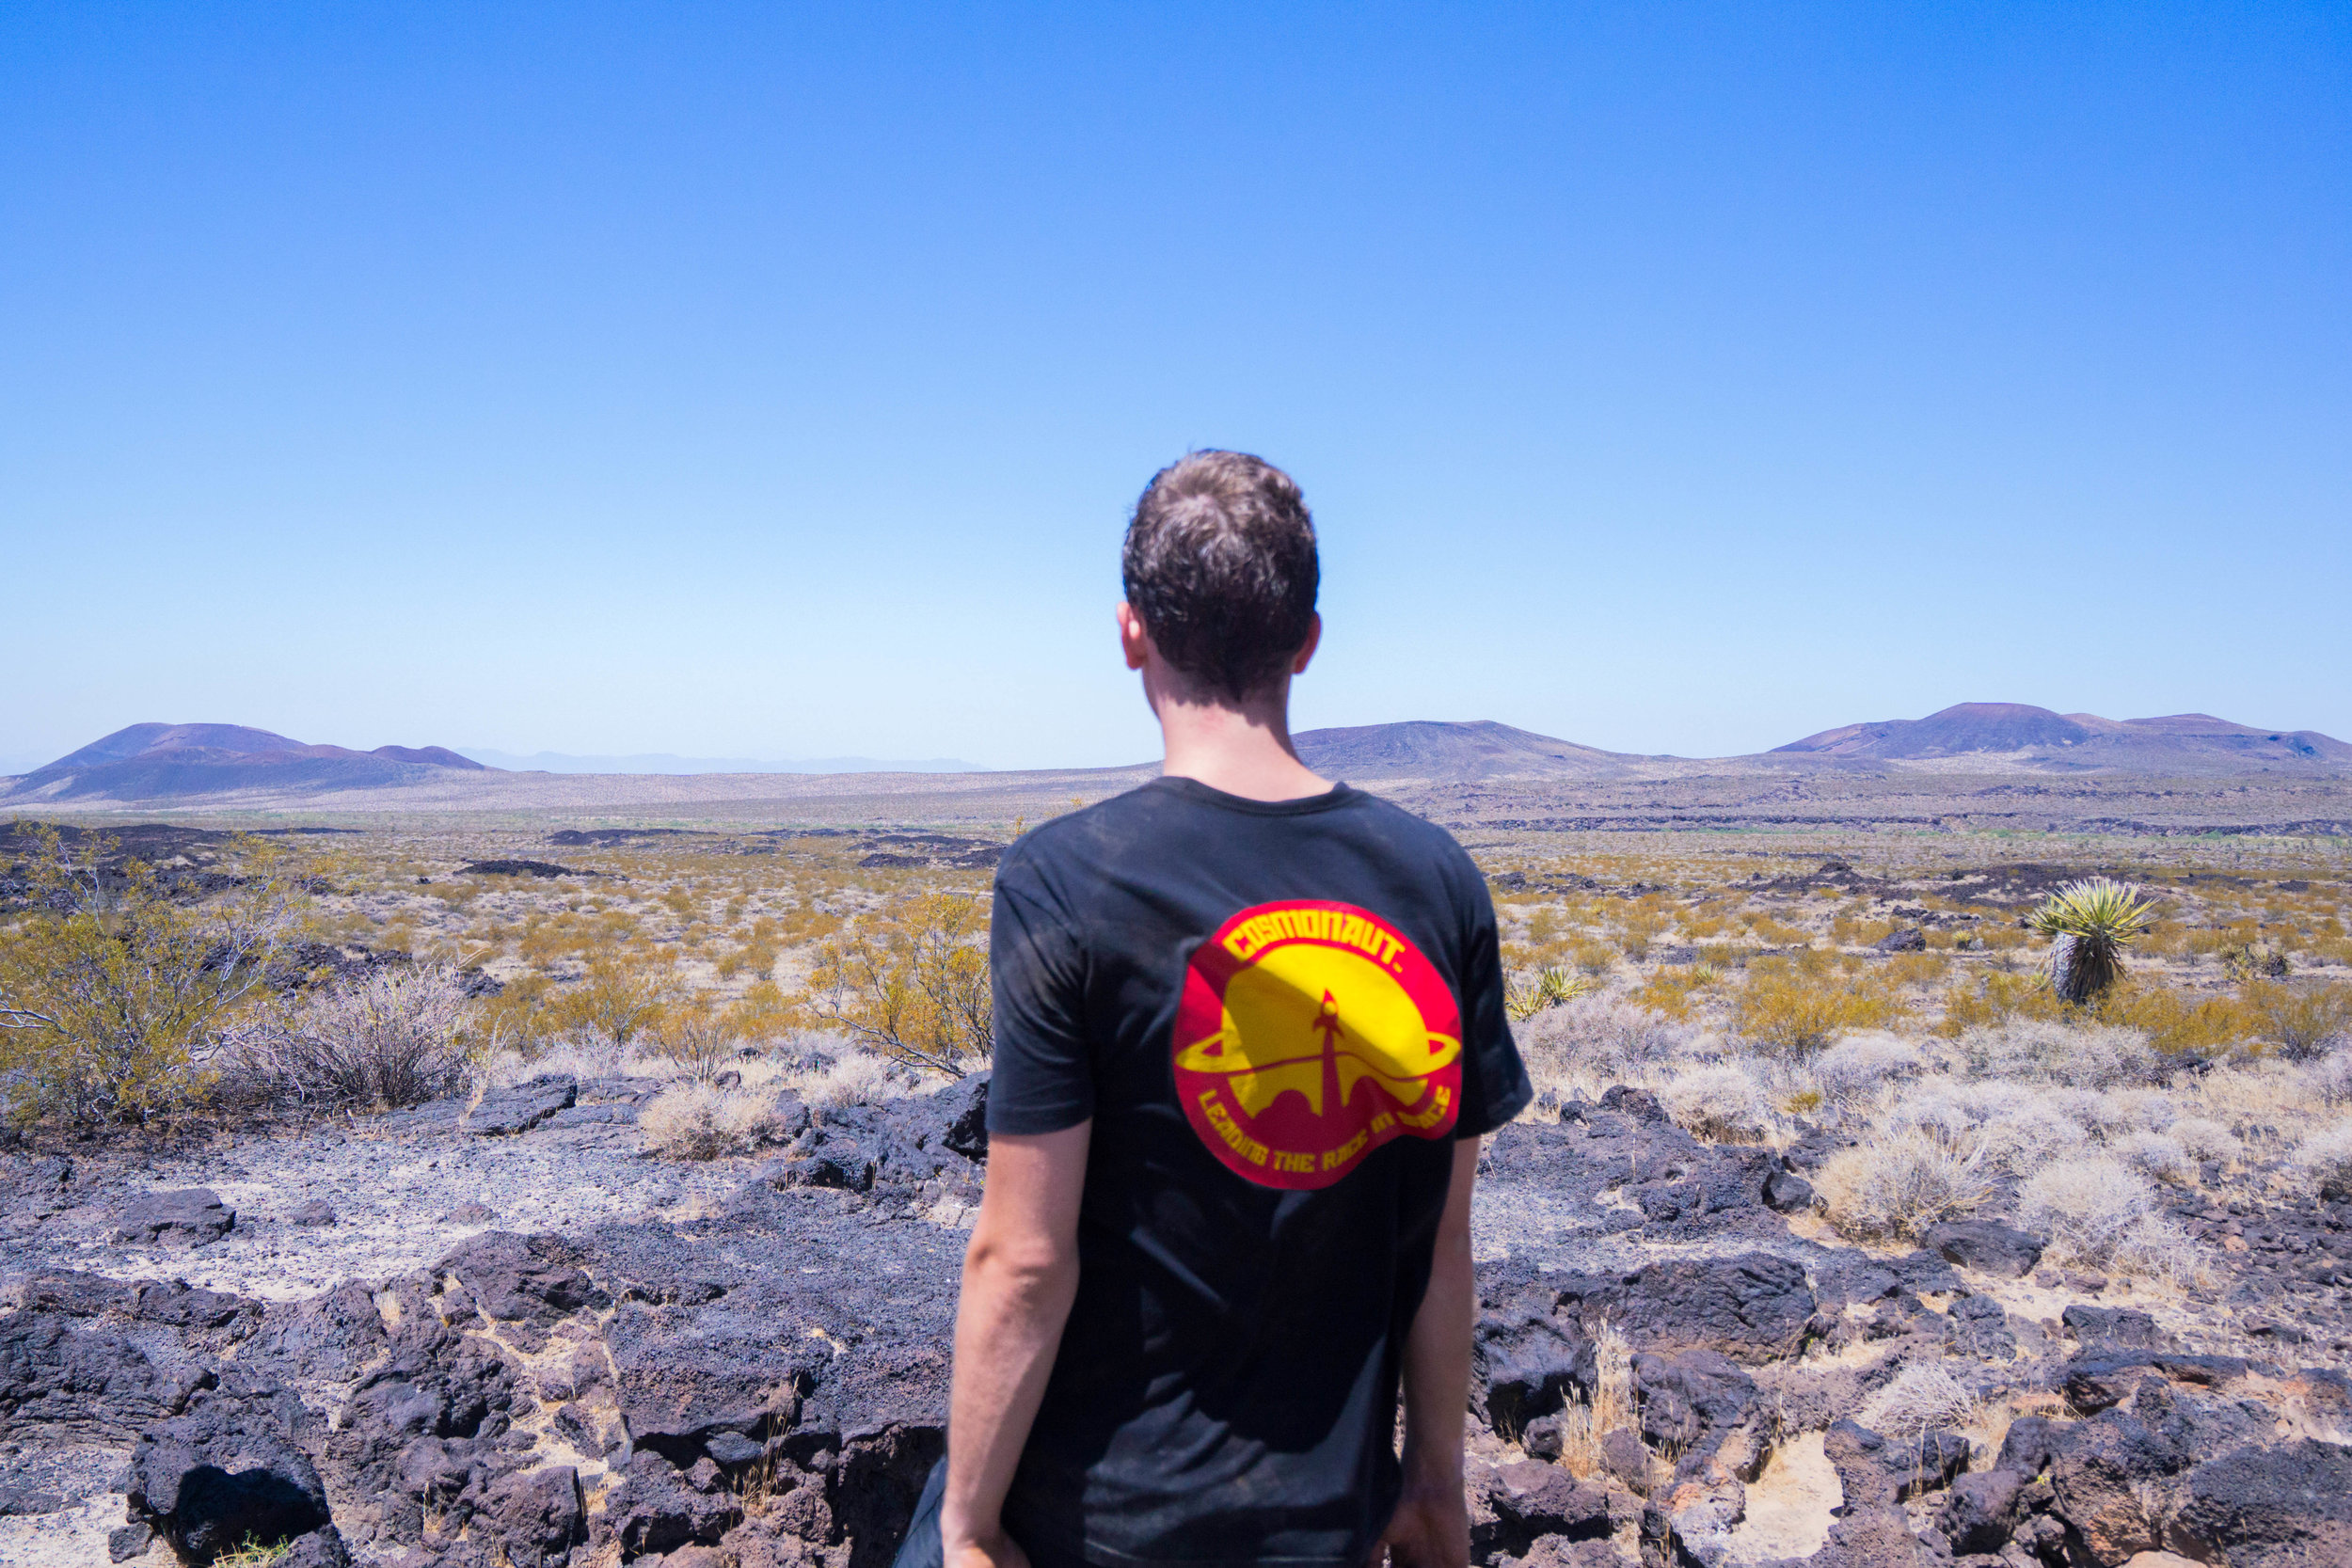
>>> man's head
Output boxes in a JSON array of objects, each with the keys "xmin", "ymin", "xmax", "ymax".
[{"xmin": 1120, "ymin": 451, "xmax": 1320, "ymax": 705}]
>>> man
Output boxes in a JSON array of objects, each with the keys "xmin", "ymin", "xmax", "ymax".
[{"xmin": 898, "ymin": 451, "xmax": 1530, "ymax": 1568}]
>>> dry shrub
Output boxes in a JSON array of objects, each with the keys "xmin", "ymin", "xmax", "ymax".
[
  {"xmin": 808, "ymin": 890, "xmax": 991, "ymax": 1077},
  {"xmin": 2303, "ymin": 1053, "xmax": 2352, "ymax": 1109},
  {"xmin": 2078, "ymin": 1087, "xmax": 2177, "ymax": 1140},
  {"xmin": 640, "ymin": 1081, "xmax": 779, "ymax": 1160},
  {"xmin": 655, "ymin": 1007, "xmax": 743, "ymax": 1082},
  {"xmin": 228, "ymin": 964, "xmax": 474, "ymax": 1111},
  {"xmin": 1516, "ymin": 997, "xmax": 1692, "ymax": 1090},
  {"xmin": 2169, "ymin": 1116, "xmax": 2239, "ymax": 1163},
  {"xmin": 1956, "ymin": 1019, "xmax": 2162, "ymax": 1089},
  {"xmin": 2091, "ymin": 982, "xmax": 2256, "ymax": 1056},
  {"xmin": 1811, "ymin": 1031, "xmax": 1921, "ymax": 1107},
  {"xmin": 1659, "ymin": 1063, "xmax": 1772, "ymax": 1143},
  {"xmin": 2296, "ymin": 1122, "xmax": 2352, "ymax": 1201},
  {"xmin": 1817, "ymin": 1130, "xmax": 1992, "ymax": 1242},
  {"xmin": 790, "ymin": 1052, "xmax": 905, "ymax": 1111},
  {"xmin": 1857, "ymin": 1362, "xmax": 1977, "ymax": 1441},
  {"xmin": 1553, "ymin": 1323, "xmax": 1632, "ymax": 1481},
  {"xmin": 2111, "ymin": 1130, "xmax": 2194, "ymax": 1186},
  {"xmin": 2242, "ymin": 981, "xmax": 2352, "ymax": 1061},
  {"xmin": 549, "ymin": 953, "xmax": 675, "ymax": 1046},
  {"xmin": 1972, "ymin": 1104, "xmax": 2090, "ymax": 1175},
  {"xmin": 1733, "ymin": 961, "xmax": 1902, "ymax": 1057},
  {"xmin": 1939, "ymin": 972, "xmax": 2065, "ymax": 1036},
  {"xmin": 2016, "ymin": 1155, "xmax": 2190, "ymax": 1279}
]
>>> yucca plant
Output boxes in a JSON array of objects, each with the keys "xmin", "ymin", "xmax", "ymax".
[
  {"xmin": 2028, "ymin": 879, "xmax": 2156, "ymax": 1005},
  {"xmin": 1504, "ymin": 965, "xmax": 1595, "ymax": 1023}
]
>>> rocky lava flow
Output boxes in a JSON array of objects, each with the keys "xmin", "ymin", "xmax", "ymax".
[{"xmin": 4, "ymin": 1080, "xmax": 2348, "ymax": 1568}]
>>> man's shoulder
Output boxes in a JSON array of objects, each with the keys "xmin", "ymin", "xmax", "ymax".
[
  {"xmin": 993, "ymin": 783, "xmax": 1165, "ymax": 895},
  {"xmin": 998, "ymin": 781, "xmax": 1476, "ymax": 893}
]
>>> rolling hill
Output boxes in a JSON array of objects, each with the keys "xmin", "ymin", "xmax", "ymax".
[
  {"xmin": 1292, "ymin": 720, "xmax": 1640, "ymax": 781},
  {"xmin": 3, "ymin": 723, "xmax": 491, "ymax": 802},
  {"xmin": 1772, "ymin": 703, "xmax": 2352, "ymax": 773}
]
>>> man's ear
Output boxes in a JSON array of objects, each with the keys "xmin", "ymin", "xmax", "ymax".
[
  {"xmin": 1117, "ymin": 602, "xmax": 1152, "ymax": 672},
  {"xmin": 1290, "ymin": 612, "xmax": 1323, "ymax": 675}
]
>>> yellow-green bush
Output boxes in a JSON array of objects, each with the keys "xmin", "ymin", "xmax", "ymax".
[{"xmin": 1731, "ymin": 959, "xmax": 1901, "ymax": 1055}]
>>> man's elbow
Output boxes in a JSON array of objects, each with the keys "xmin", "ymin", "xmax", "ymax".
[{"xmin": 964, "ymin": 1228, "xmax": 1078, "ymax": 1296}]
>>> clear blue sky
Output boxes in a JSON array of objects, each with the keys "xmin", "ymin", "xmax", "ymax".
[{"xmin": 6, "ymin": 3, "xmax": 2346, "ymax": 771}]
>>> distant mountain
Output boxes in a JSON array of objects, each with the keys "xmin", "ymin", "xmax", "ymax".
[
  {"xmin": 1292, "ymin": 721, "xmax": 1641, "ymax": 781},
  {"xmin": 3, "ymin": 722, "xmax": 491, "ymax": 801},
  {"xmin": 456, "ymin": 748, "xmax": 983, "ymax": 775},
  {"xmin": 1772, "ymin": 704, "xmax": 2352, "ymax": 772}
]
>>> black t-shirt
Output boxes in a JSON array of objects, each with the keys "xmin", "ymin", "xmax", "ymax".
[{"xmin": 986, "ymin": 776, "xmax": 1532, "ymax": 1568}]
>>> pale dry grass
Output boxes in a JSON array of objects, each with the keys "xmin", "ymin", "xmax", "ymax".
[
  {"xmin": 1956, "ymin": 1019, "xmax": 2162, "ymax": 1088},
  {"xmin": 1816, "ymin": 1130, "xmax": 1992, "ymax": 1242},
  {"xmin": 2294, "ymin": 1121, "xmax": 2352, "ymax": 1200},
  {"xmin": 2111, "ymin": 1130, "xmax": 2195, "ymax": 1186},
  {"xmin": 1554, "ymin": 1323, "xmax": 1633, "ymax": 1481},
  {"xmin": 1659, "ymin": 1063, "xmax": 1774, "ymax": 1143},
  {"xmin": 640, "ymin": 1081, "xmax": 781, "ymax": 1159},
  {"xmin": 1856, "ymin": 1361, "xmax": 1977, "ymax": 1440},
  {"xmin": 2015, "ymin": 1154, "xmax": 2196, "ymax": 1281},
  {"xmin": 786, "ymin": 1052, "xmax": 903, "ymax": 1109}
]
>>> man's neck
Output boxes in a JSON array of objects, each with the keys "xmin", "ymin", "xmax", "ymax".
[{"xmin": 1155, "ymin": 691, "xmax": 1335, "ymax": 803}]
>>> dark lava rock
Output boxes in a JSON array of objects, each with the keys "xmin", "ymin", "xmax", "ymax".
[
  {"xmin": 1920, "ymin": 1218, "xmax": 2045, "ymax": 1277},
  {"xmin": 124, "ymin": 1386, "xmax": 336, "ymax": 1562},
  {"xmin": 1873, "ymin": 927, "xmax": 1927, "ymax": 953},
  {"xmin": 1761, "ymin": 1167, "xmax": 1815, "ymax": 1212},
  {"xmin": 2062, "ymin": 1305, "xmax": 2163, "ymax": 1348},
  {"xmin": 1947, "ymin": 1293, "xmax": 2016, "ymax": 1359},
  {"xmin": 1566, "ymin": 1253, "xmax": 1815, "ymax": 1361},
  {"xmin": 1629, "ymin": 1350, "xmax": 1754, "ymax": 1470},
  {"xmin": 2048, "ymin": 1406, "xmax": 2194, "ymax": 1565},
  {"xmin": 1894, "ymin": 1431, "xmax": 1972, "ymax": 1501},
  {"xmin": 460, "ymin": 860, "xmax": 584, "ymax": 879},
  {"xmin": 1937, "ymin": 1468, "xmax": 2025, "ymax": 1554},
  {"xmin": 1474, "ymin": 1299, "xmax": 1594, "ymax": 1433},
  {"xmin": 112, "ymin": 1188, "xmax": 235, "ymax": 1247},
  {"xmin": 463, "ymin": 1074, "xmax": 578, "ymax": 1135},
  {"xmin": 439, "ymin": 1231, "xmax": 601, "ymax": 1325},
  {"xmin": 289, "ymin": 1199, "xmax": 338, "ymax": 1227},
  {"xmin": 2062, "ymin": 1351, "xmax": 2249, "ymax": 1414},
  {"xmin": 0, "ymin": 1312, "xmax": 215, "ymax": 1436},
  {"xmin": 1996, "ymin": 1417, "xmax": 2069, "ymax": 1479},
  {"xmin": 1479, "ymin": 1460, "xmax": 1611, "ymax": 1557},
  {"xmin": 482, "ymin": 1464, "xmax": 584, "ymax": 1566},
  {"xmin": 2173, "ymin": 1438, "xmax": 2352, "ymax": 1567}
]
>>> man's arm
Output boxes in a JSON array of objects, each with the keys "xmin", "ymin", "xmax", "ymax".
[
  {"xmin": 1377, "ymin": 1136, "xmax": 1482, "ymax": 1568},
  {"xmin": 940, "ymin": 1121, "xmax": 1093, "ymax": 1568}
]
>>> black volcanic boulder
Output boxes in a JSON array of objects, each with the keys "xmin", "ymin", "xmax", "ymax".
[
  {"xmin": 439, "ymin": 1232, "xmax": 600, "ymax": 1325},
  {"xmin": 1568, "ymin": 1254, "xmax": 1815, "ymax": 1362},
  {"xmin": 2172, "ymin": 1439, "xmax": 2352, "ymax": 1568},
  {"xmin": 1474, "ymin": 1308, "xmax": 1594, "ymax": 1433},
  {"xmin": 1478, "ymin": 1460, "xmax": 1612, "ymax": 1558},
  {"xmin": 0, "ymin": 1312, "xmax": 214, "ymax": 1437},
  {"xmin": 2047, "ymin": 1406, "xmax": 2194, "ymax": 1565},
  {"xmin": 112, "ymin": 1188, "xmax": 235, "ymax": 1247},
  {"xmin": 1920, "ymin": 1218, "xmax": 2045, "ymax": 1277},
  {"xmin": 463, "ymin": 1074, "xmax": 577, "ymax": 1134},
  {"xmin": 124, "ymin": 1386, "xmax": 337, "ymax": 1563},
  {"xmin": 1937, "ymin": 1467, "xmax": 2026, "ymax": 1555},
  {"xmin": 1629, "ymin": 1350, "xmax": 1754, "ymax": 1469}
]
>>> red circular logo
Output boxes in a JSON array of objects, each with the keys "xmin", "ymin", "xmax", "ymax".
[{"xmin": 1174, "ymin": 900, "xmax": 1461, "ymax": 1190}]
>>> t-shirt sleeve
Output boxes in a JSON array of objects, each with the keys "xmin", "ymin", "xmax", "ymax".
[
  {"xmin": 1453, "ymin": 864, "xmax": 1533, "ymax": 1137},
  {"xmin": 985, "ymin": 876, "xmax": 1095, "ymax": 1134}
]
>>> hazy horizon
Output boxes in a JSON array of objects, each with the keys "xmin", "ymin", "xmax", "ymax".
[
  {"xmin": 7, "ymin": 700, "xmax": 2350, "ymax": 783},
  {"xmin": 7, "ymin": 5, "xmax": 2346, "ymax": 770}
]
